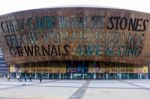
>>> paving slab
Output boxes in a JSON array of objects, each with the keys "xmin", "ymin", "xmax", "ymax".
[
  {"xmin": 83, "ymin": 88, "xmax": 150, "ymax": 99},
  {"xmin": 0, "ymin": 79, "xmax": 150, "ymax": 99}
]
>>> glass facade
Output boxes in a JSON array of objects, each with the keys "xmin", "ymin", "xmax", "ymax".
[
  {"xmin": 9, "ymin": 61, "xmax": 148, "ymax": 79},
  {"xmin": 0, "ymin": 48, "xmax": 8, "ymax": 77}
]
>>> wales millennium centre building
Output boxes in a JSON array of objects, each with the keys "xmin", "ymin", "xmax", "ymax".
[{"xmin": 0, "ymin": 7, "xmax": 150, "ymax": 79}]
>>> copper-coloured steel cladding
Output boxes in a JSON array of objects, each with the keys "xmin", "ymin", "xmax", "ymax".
[{"xmin": 0, "ymin": 7, "xmax": 150, "ymax": 65}]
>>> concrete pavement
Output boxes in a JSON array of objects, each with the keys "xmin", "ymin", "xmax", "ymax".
[{"xmin": 0, "ymin": 79, "xmax": 150, "ymax": 99}]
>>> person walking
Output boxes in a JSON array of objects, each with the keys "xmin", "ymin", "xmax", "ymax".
[
  {"xmin": 29, "ymin": 74, "xmax": 32, "ymax": 82},
  {"xmin": 16, "ymin": 74, "xmax": 20, "ymax": 81},
  {"xmin": 24, "ymin": 75, "xmax": 27, "ymax": 82},
  {"xmin": 19, "ymin": 74, "xmax": 22, "ymax": 82},
  {"xmin": 39, "ymin": 74, "xmax": 42, "ymax": 82},
  {"xmin": 7, "ymin": 74, "xmax": 10, "ymax": 81}
]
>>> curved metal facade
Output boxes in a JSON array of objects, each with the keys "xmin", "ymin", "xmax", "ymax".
[{"xmin": 0, "ymin": 7, "xmax": 150, "ymax": 65}]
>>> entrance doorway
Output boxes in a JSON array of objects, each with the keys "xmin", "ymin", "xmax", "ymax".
[{"xmin": 66, "ymin": 61, "xmax": 88, "ymax": 79}]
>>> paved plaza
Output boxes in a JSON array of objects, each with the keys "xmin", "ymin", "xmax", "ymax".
[{"xmin": 0, "ymin": 79, "xmax": 150, "ymax": 99}]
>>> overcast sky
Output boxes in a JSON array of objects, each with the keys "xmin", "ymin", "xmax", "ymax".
[{"xmin": 0, "ymin": 0, "xmax": 150, "ymax": 15}]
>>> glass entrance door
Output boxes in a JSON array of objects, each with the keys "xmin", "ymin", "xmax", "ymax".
[{"xmin": 66, "ymin": 61, "xmax": 88, "ymax": 79}]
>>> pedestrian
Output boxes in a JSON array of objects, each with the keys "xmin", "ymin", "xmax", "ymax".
[
  {"xmin": 39, "ymin": 74, "xmax": 42, "ymax": 82},
  {"xmin": 17, "ymin": 74, "xmax": 20, "ymax": 81},
  {"xmin": 19, "ymin": 75, "xmax": 22, "ymax": 82},
  {"xmin": 29, "ymin": 74, "xmax": 32, "ymax": 82},
  {"xmin": 24, "ymin": 75, "xmax": 27, "ymax": 82},
  {"xmin": 106, "ymin": 72, "xmax": 109, "ymax": 80},
  {"xmin": 7, "ymin": 74, "xmax": 10, "ymax": 81}
]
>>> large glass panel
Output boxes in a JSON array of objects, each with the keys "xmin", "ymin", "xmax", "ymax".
[
  {"xmin": 142, "ymin": 73, "xmax": 148, "ymax": 79},
  {"xmin": 42, "ymin": 73, "xmax": 49, "ymax": 79},
  {"xmin": 129, "ymin": 73, "xmax": 138, "ymax": 79},
  {"xmin": 109, "ymin": 73, "xmax": 117, "ymax": 79},
  {"xmin": 121, "ymin": 73, "xmax": 128, "ymax": 79}
]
